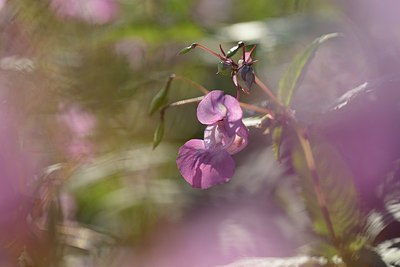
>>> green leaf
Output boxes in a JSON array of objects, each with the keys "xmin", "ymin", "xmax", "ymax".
[
  {"xmin": 148, "ymin": 75, "xmax": 175, "ymax": 115},
  {"xmin": 152, "ymin": 120, "xmax": 165, "ymax": 149},
  {"xmin": 278, "ymin": 33, "xmax": 340, "ymax": 106},
  {"xmin": 292, "ymin": 136, "xmax": 360, "ymax": 249},
  {"xmin": 178, "ymin": 43, "xmax": 197, "ymax": 55},
  {"xmin": 226, "ymin": 41, "xmax": 244, "ymax": 58},
  {"xmin": 272, "ymin": 126, "xmax": 284, "ymax": 162}
]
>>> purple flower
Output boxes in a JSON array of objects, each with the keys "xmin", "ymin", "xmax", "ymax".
[
  {"xmin": 177, "ymin": 139, "xmax": 235, "ymax": 189},
  {"xmin": 197, "ymin": 90, "xmax": 243, "ymax": 124},
  {"xmin": 176, "ymin": 91, "xmax": 248, "ymax": 189}
]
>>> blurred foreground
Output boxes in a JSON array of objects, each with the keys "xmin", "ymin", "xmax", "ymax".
[{"xmin": 1, "ymin": 1, "xmax": 400, "ymax": 266}]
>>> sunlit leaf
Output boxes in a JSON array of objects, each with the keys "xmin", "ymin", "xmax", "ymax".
[
  {"xmin": 148, "ymin": 75, "xmax": 175, "ymax": 115},
  {"xmin": 292, "ymin": 136, "xmax": 360, "ymax": 250},
  {"xmin": 153, "ymin": 119, "xmax": 165, "ymax": 149},
  {"xmin": 278, "ymin": 33, "xmax": 340, "ymax": 106},
  {"xmin": 375, "ymin": 237, "xmax": 400, "ymax": 267}
]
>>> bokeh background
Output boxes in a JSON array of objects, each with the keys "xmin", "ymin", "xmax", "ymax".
[{"xmin": 1, "ymin": 0, "xmax": 400, "ymax": 266}]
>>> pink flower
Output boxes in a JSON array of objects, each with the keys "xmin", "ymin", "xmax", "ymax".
[
  {"xmin": 176, "ymin": 91, "xmax": 248, "ymax": 189},
  {"xmin": 58, "ymin": 103, "xmax": 97, "ymax": 162},
  {"xmin": 50, "ymin": 0, "xmax": 118, "ymax": 24}
]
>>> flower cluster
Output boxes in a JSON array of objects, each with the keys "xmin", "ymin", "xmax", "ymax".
[{"xmin": 176, "ymin": 90, "xmax": 248, "ymax": 189}]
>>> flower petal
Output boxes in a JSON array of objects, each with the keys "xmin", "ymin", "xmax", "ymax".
[
  {"xmin": 197, "ymin": 90, "xmax": 227, "ymax": 125},
  {"xmin": 225, "ymin": 121, "xmax": 248, "ymax": 155},
  {"xmin": 197, "ymin": 90, "xmax": 243, "ymax": 125},
  {"xmin": 204, "ymin": 121, "xmax": 248, "ymax": 155},
  {"xmin": 176, "ymin": 139, "xmax": 235, "ymax": 189},
  {"xmin": 223, "ymin": 94, "xmax": 243, "ymax": 122}
]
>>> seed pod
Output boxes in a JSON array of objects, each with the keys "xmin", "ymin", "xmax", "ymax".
[
  {"xmin": 153, "ymin": 119, "xmax": 165, "ymax": 149},
  {"xmin": 178, "ymin": 43, "xmax": 197, "ymax": 55},
  {"xmin": 226, "ymin": 41, "xmax": 244, "ymax": 58}
]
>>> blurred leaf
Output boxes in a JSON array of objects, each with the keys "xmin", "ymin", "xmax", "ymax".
[
  {"xmin": 278, "ymin": 33, "xmax": 340, "ymax": 106},
  {"xmin": 153, "ymin": 119, "xmax": 165, "ymax": 149},
  {"xmin": 292, "ymin": 137, "xmax": 361, "ymax": 250},
  {"xmin": 331, "ymin": 82, "xmax": 369, "ymax": 111},
  {"xmin": 375, "ymin": 237, "xmax": 400, "ymax": 267},
  {"xmin": 218, "ymin": 255, "xmax": 329, "ymax": 267},
  {"xmin": 272, "ymin": 126, "xmax": 283, "ymax": 162},
  {"xmin": 364, "ymin": 160, "xmax": 400, "ymax": 244},
  {"xmin": 148, "ymin": 75, "xmax": 175, "ymax": 115}
]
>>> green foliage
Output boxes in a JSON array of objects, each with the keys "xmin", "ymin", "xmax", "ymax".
[
  {"xmin": 278, "ymin": 33, "xmax": 340, "ymax": 106},
  {"xmin": 292, "ymin": 137, "xmax": 361, "ymax": 251}
]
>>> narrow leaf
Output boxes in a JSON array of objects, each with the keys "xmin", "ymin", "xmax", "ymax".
[
  {"xmin": 153, "ymin": 120, "xmax": 165, "ymax": 149},
  {"xmin": 272, "ymin": 126, "xmax": 283, "ymax": 162},
  {"xmin": 278, "ymin": 33, "xmax": 340, "ymax": 106},
  {"xmin": 148, "ymin": 75, "xmax": 174, "ymax": 115},
  {"xmin": 178, "ymin": 43, "xmax": 197, "ymax": 55}
]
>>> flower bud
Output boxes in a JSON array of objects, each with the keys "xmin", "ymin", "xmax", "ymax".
[
  {"xmin": 237, "ymin": 65, "xmax": 255, "ymax": 93},
  {"xmin": 217, "ymin": 61, "xmax": 232, "ymax": 76}
]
